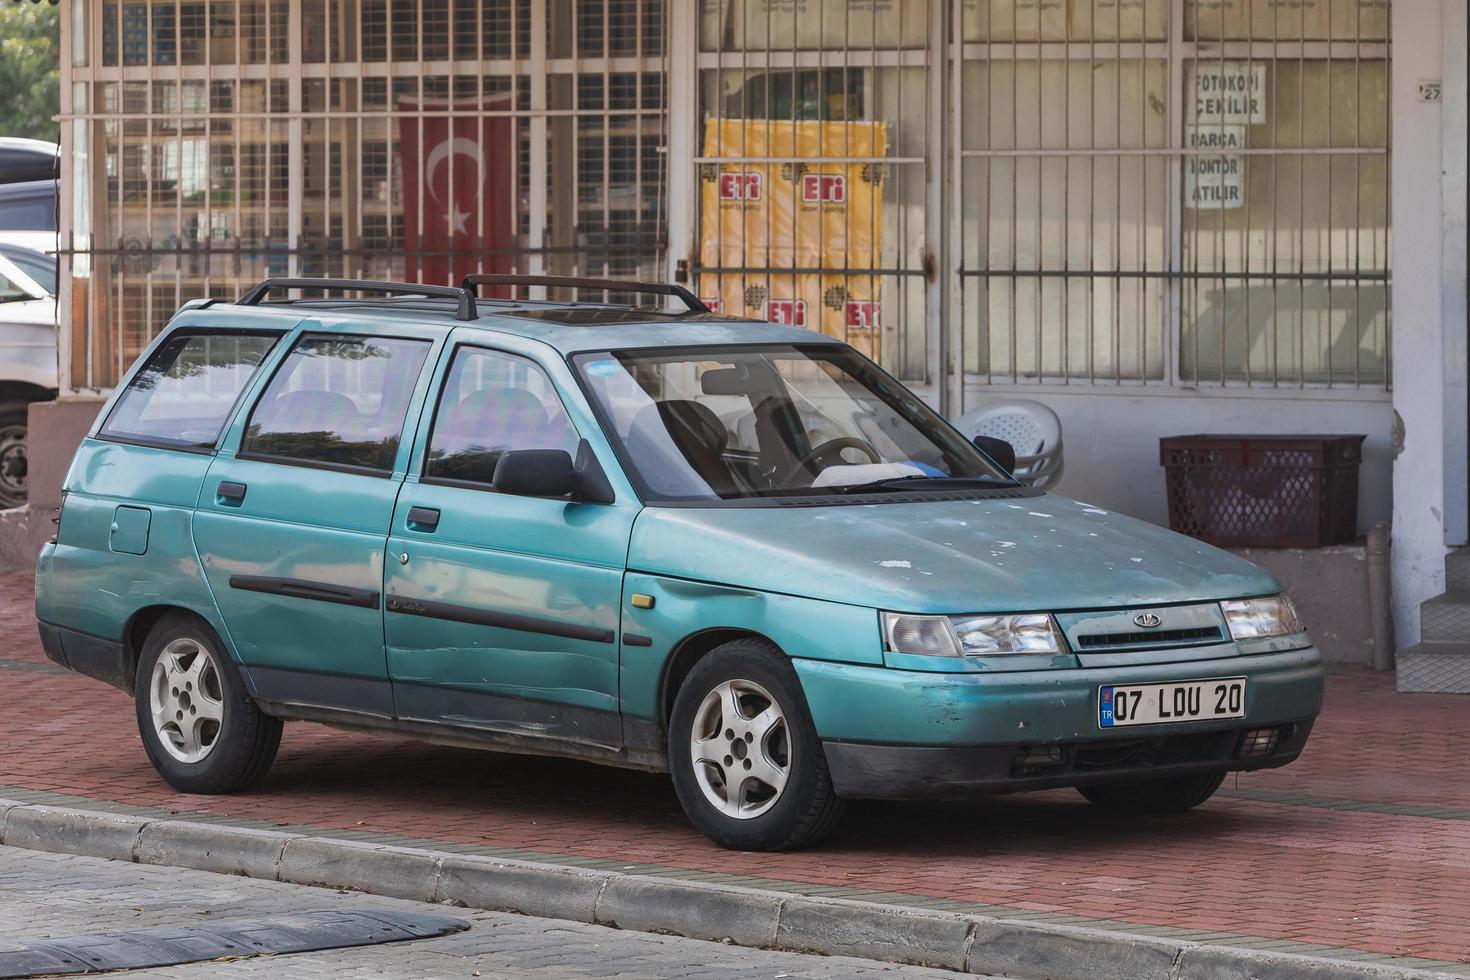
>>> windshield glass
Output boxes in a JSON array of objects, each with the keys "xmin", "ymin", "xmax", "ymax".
[
  {"xmin": 574, "ymin": 344, "xmax": 1014, "ymax": 502},
  {"xmin": 1, "ymin": 249, "xmax": 56, "ymax": 295},
  {"xmin": 0, "ymin": 261, "xmax": 35, "ymax": 304}
]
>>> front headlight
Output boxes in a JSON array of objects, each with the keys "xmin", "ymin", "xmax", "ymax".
[
  {"xmin": 1220, "ymin": 594, "xmax": 1304, "ymax": 640},
  {"xmin": 882, "ymin": 611, "xmax": 1065, "ymax": 657}
]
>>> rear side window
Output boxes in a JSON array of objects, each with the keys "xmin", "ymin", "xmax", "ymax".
[
  {"xmin": 100, "ymin": 332, "xmax": 281, "ymax": 450},
  {"xmin": 242, "ymin": 333, "xmax": 431, "ymax": 473}
]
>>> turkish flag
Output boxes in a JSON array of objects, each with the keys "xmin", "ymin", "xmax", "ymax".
[{"xmin": 398, "ymin": 100, "xmax": 515, "ymax": 291}]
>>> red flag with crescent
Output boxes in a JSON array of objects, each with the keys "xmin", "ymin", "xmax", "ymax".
[{"xmin": 397, "ymin": 99, "xmax": 515, "ymax": 291}]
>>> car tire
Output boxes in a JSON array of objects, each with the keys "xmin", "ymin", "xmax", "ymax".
[
  {"xmin": 0, "ymin": 402, "xmax": 29, "ymax": 509},
  {"xmin": 133, "ymin": 612, "xmax": 282, "ymax": 794},
  {"xmin": 1076, "ymin": 770, "xmax": 1226, "ymax": 813},
  {"xmin": 668, "ymin": 637, "xmax": 844, "ymax": 851}
]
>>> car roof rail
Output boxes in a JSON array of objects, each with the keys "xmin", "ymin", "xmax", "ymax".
[
  {"xmin": 237, "ymin": 277, "xmax": 479, "ymax": 321},
  {"xmin": 460, "ymin": 274, "xmax": 710, "ymax": 315}
]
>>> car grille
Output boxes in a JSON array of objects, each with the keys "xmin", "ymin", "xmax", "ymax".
[{"xmin": 1075, "ymin": 626, "xmax": 1223, "ymax": 649}]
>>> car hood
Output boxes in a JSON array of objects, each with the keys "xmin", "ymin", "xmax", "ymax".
[{"xmin": 628, "ymin": 493, "xmax": 1280, "ymax": 613}]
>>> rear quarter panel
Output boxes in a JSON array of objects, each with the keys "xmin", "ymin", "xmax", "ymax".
[{"xmin": 44, "ymin": 440, "xmax": 232, "ymax": 653}]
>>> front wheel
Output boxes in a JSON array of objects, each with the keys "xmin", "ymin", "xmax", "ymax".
[
  {"xmin": 668, "ymin": 639, "xmax": 843, "ymax": 850},
  {"xmin": 1076, "ymin": 771, "xmax": 1226, "ymax": 813},
  {"xmin": 134, "ymin": 613, "xmax": 282, "ymax": 794}
]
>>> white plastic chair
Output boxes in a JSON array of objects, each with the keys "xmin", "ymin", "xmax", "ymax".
[{"xmin": 953, "ymin": 399, "xmax": 1065, "ymax": 491}]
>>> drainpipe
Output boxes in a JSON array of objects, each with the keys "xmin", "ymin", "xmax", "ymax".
[{"xmin": 1367, "ymin": 521, "xmax": 1395, "ymax": 670}]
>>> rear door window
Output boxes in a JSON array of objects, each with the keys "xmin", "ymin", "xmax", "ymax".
[
  {"xmin": 100, "ymin": 331, "xmax": 281, "ymax": 450},
  {"xmin": 241, "ymin": 333, "xmax": 432, "ymax": 474}
]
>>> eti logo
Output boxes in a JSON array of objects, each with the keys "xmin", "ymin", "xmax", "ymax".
[
  {"xmin": 700, "ymin": 297, "xmax": 722, "ymax": 313},
  {"xmin": 845, "ymin": 300, "xmax": 880, "ymax": 329},
  {"xmin": 800, "ymin": 172, "xmax": 847, "ymax": 204},
  {"xmin": 767, "ymin": 299, "xmax": 808, "ymax": 327},
  {"xmin": 718, "ymin": 172, "xmax": 763, "ymax": 202}
]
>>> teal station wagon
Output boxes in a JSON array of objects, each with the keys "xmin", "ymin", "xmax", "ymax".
[{"xmin": 35, "ymin": 276, "xmax": 1324, "ymax": 850}]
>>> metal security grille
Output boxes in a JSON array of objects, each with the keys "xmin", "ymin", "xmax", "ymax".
[
  {"xmin": 690, "ymin": 0, "xmax": 934, "ymax": 380},
  {"xmin": 59, "ymin": 0, "xmax": 1393, "ymax": 398},
  {"xmin": 955, "ymin": 0, "xmax": 1391, "ymax": 390},
  {"xmin": 61, "ymin": 0, "xmax": 668, "ymax": 390}
]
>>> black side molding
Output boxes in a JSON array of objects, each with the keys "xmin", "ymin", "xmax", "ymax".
[
  {"xmin": 230, "ymin": 575, "xmax": 380, "ymax": 610},
  {"xmin": 385, "ymin": 595, "xmax": 615, "ymax": 644}
]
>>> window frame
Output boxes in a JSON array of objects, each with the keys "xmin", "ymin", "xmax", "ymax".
[
  {"xmin": 417, "ymin": 342, "xmax": 586, "ymax": 495},
  {"xmin": 95, "ymin": 326, "xmax": 286, "ymax": 455},
  {"xmin": 235, "ymin": 330, "xmax": 435, "ymax": 479}
]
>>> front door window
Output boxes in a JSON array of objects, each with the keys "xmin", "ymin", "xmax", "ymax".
[{"xmin": 424, "ymin": 346, "xmax": 580, "ymax": 487}]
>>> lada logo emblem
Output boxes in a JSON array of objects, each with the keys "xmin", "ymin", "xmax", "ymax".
[{"xmin": 1133, "ymin": 612, "xmax": 1163, "ymax": 628}]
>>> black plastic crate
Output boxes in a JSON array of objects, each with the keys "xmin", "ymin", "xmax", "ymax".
[{"xmin": 1160, "ymin": 434, "xmax": 1365, "ymax": 548}]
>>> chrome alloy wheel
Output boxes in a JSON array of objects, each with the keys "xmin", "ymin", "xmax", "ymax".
[
  {"xmin": 689, "ymin": 678, "xmax": 791, "ymax": 820},
  {"xmin": 148, "ymin": 637, "xmax": 226, "ymax": 764}
]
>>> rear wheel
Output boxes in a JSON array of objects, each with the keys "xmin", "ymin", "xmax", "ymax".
[
  {"xmin": 1076, "ymin": 771, "xmax": 1226, "ymax": 813},
  {"xmin": 133, "ymin": 613, "xmax": 282, "ymax": 793},
  {"xmin": 0, "ymin": 403, "xmax": 29, "ymax": 509},
  {"xmin": 668, "ymin": 638, "xmax": 843, "ymax": 851}
]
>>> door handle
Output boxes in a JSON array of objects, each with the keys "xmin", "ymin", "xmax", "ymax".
[
  {"xmin": 406, "ymin": 506, "xmax": 440, "ymax": 532},
  {"xmin": 216, "ymin": 481, "xmax": 247, "ymax": 506}
]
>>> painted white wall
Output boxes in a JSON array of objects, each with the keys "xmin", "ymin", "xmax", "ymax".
[
  {"xmin": 958, "ymin": 386, "xmax": 1393, "ymax": 532},
  {"xmin": 1390, "ymin": 0, "xmax": 1451, "ymax": 647}
]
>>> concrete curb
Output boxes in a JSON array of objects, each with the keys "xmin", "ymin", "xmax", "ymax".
[{"xmin": 0, "ymin": 799, "xmax": 1457, "ymax": 980}]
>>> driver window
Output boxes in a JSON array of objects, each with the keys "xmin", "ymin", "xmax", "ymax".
[{"xmin": 425, "ymin": 347, "xmax": 579, "ymax": 487}]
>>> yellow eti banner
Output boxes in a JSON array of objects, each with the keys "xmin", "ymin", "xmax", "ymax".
[{"xmin": 697, "ymin": 118, "xmax": 887, "ymax": 357}]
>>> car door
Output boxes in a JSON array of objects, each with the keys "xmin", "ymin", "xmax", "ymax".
[
  {"xmin": 194, "ymin": 322, "xmax": 438, "ymax": 717},
  {"xmin": 384, "ymin": 337, "xmax": 638, "ymax": 749}
]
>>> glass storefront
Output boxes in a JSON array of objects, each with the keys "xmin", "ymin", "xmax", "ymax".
[{"xmin": 61, "ymin": 0, "xmax": 1391, "ymax": 394}]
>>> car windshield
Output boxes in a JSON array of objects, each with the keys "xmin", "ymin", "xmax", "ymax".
[
  {"xmin": 0, "ymin": 248, "xmax": 56, "ymax": 295},
  {"xmin": 574, "ymin": 344, "xmax": 1015, "ymax": 502},
  {"xmin": 0, "ymin": 262, "xmax": 34, "ymax": 304}
]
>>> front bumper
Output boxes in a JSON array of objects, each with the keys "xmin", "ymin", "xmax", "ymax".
[{"xmin": 794, "ymin": 646, "xmax": 1323, "ymax": 800}]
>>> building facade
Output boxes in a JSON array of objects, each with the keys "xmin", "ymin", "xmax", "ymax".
[{"xmin": 41, "ymin": 0, "xmax": 1469, "ymax": 649}]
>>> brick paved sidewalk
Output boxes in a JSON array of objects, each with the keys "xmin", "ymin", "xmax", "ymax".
[{"xmin": 3, "ymin": 570, "xmax": 1467, "ymax": 971}]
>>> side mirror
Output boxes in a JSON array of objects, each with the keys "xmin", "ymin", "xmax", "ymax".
[
  {"xmin": 972, "ymin": 435, "xmax": 1016, "ymax": 474},
  {"xmin": 492, "ymin": 450, "xmax": 577, "ymax": 498},
  {"xmin": 490, "ymin": 441, "xmax": 616, "ymax": 504}
]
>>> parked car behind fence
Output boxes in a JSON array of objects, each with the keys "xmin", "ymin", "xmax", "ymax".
[{"xmin": 0, "ymin": 138, "xmax": 60, "ymax": 509}]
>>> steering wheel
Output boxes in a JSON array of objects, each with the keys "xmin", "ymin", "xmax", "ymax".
[{"xmin": 778, "ymin": 436, "xmax": 882, "ymax": 485}]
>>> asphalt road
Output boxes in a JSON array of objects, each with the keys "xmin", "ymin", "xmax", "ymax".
[{"xmin": 0, "ymin": 846, "xmax": 979, "ymax": 979}]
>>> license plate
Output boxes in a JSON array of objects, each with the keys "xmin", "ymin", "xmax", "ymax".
[{"xmin": 1098, "ymin": 678, "xmax": 1246, "ymax": 728}]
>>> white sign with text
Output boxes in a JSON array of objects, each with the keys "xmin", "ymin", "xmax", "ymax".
[
  {"xmin": 1184, "ymin": 124, "xmax": 1246, "ymax": 210},
  {"xmin": 1193, "ymin": 63, "xmax": 1267, "ymax": 125}
]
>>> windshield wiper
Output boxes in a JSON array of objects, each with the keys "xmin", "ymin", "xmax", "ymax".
[{"xmin": 835, "ymin": 474, "xmax": 1020, "ymax": 494}]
